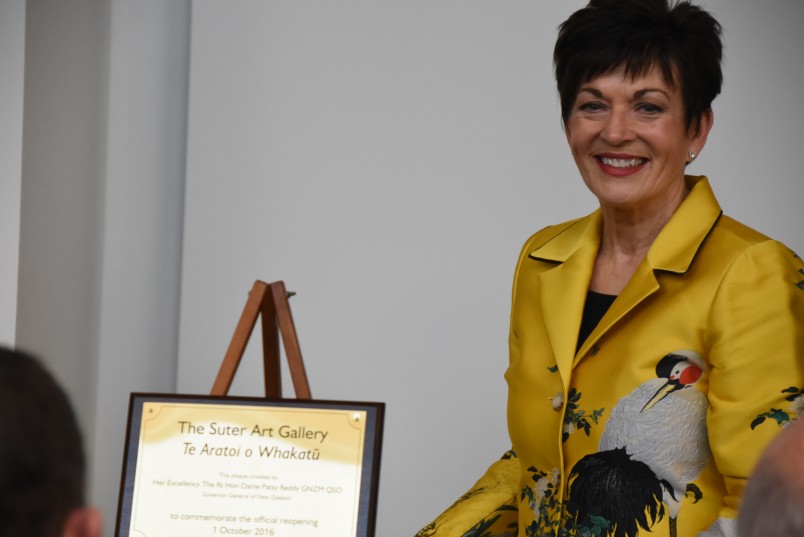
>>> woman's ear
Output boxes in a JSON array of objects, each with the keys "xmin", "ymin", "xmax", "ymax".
[
  {"xmin": 690, "ymin": 109, "xmax": 714, "ymax": 157},
  {"xmin": 61, "ymin": 507, "xmax": 103, "ymax": 537}
]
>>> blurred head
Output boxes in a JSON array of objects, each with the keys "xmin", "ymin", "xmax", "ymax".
[
  {"xmin": 739, "ymin": 419, "xmax": 804, "ymax": 537},
  {"xmin": 554, "ymin": 0, "xmax": 723, "ymax": 134},
  {"xmin": 0, "ymin": 348, "xmax": 101, "ymax": 537}
]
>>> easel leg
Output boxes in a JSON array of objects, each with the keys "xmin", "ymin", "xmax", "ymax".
[
  {"xmin": 211, "ymin": 280, "xmax": 312, "ymax": 400},
  {"xmin": 210, "ymin": 281, "xmax": 268, "ymax": 396},
  {"xmin": 271, "ymin": 281, "xmax": 312, "ymax": 400},
  {"xmin": 261, "ymin": 293, "xmax": 281, "ymax": 398}
]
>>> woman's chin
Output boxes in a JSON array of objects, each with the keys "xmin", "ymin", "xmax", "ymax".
[{"xmin": 592, "ymin": 188, "xmax": 647, "ymax": 211}]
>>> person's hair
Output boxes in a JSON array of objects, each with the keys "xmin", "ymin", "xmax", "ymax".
[
  {"xmin": 554, "ymin": 0, "xmax": 723, "ymax": 132},
  {"xmin": 738, "ymin": 419, "xmax": 804, "ymax": 537},
  {"xmin": 0, "ymin": 347, "xmax": 86, "ymax": 537}
]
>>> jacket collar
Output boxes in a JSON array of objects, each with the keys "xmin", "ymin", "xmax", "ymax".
[
  {"xmin": 646, "ymin": 175, "xmax": 722, "ymax": 274},
  {"xmin": 529, "ymin": 175, "xmax": 721, "ymax": 271},
  {"xmin": 526, "ymin": 175, "xmax": 722, "ymax": 376}
]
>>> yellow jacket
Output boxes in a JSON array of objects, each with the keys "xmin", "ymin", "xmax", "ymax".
[{"xmin": 417, "ymin": 176, "xmax": 804, "ymax": 537}]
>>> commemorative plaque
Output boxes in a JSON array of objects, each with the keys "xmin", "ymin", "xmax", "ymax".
[{"xmin": 115, "ymin": 393, "xmax": 384, "ymax": 537}]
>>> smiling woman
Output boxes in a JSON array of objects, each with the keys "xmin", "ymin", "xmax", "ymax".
[{"xmin": 415, "ymin": 1, "xmax": 804, "ymax": 536}]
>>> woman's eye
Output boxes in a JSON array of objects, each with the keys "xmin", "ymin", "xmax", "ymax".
[
  {"xmin": 578, "ymin": 102, "xmax": 605, "ymax": 112},
  {"xmin": 637, "ymin": 103, "xmax": 663, "ymax": 114}
]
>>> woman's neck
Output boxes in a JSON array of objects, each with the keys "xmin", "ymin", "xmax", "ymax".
[{"xmin": 590, "ymin": 185, "xmax": 689, "ymax": 294}]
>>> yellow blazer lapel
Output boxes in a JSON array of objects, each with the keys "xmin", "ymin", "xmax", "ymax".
[
  {"xmin": 575, "ymin": 260, "xmax": 660, "ymax": 362},
  {"xmin": 576, "ymin": 176, "xmax": 723, "ymax": 362},
  {"xmin": 529, "ymin": 212, "xmax": 601, "ymax": 388}
]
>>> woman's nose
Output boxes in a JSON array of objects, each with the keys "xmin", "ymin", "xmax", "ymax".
[{"xmin": 600, "ymin": 108, "xmax": 634, "ymax": 145}]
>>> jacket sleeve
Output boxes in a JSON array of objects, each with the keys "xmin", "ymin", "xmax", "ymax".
[
  {"xmin": 704, "ymin": 240, "xmax": 804, "ymax": 524},
  {"xmin": 414, "ymin": 451, "xmax": 519, "ymax": 537}
]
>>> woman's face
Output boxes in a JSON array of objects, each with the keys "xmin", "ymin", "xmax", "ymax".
[{"xmin": 564, "ymin": 66, "xmax": 712, "ymax": 215}]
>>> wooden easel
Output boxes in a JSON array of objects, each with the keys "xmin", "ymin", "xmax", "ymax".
[{"xmin": 210, "ymin": 280, "xmax": 311, "ymax": 399}]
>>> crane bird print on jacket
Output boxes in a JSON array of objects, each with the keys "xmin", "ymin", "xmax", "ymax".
[{"xmin": 566, "ymin": 350, "xmax": 710, "ymax": 537}]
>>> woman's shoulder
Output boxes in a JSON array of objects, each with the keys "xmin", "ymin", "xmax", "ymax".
[
  {"xmin": 515, "ymin": 212, "xmax": 600, "ymax": 268},
  {"xmin": 704, "ymin": 213, "xmax": 803, "ymax": 287},
  {"xmin": 714, "ymin": 214, "xmax": 772, "ymax": 245},
  {"xmin": 521, "ymin": 214, "xmax": 593, "ymax": 251},
  {"xmin": 713, "ymin": 214, "xmax": 800, "ymax": 261}
]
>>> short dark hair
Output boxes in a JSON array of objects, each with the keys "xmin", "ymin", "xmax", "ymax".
[
  {"xmin": 0, "ymin": 348, "xmax": 86, "ymax": 537},
  {"xmin": 553, "ymin": 0, "xmax": 723, "ymax": 131}
]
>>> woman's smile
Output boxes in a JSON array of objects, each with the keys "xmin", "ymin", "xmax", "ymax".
[{"xmin": 596, "ymin": 153, "xmax": 649, "ymax": 177}]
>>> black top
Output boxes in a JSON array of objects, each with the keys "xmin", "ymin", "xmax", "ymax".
[{"xmin": 576, "ymin": 290, "xmax": 617, "ymax": 353}]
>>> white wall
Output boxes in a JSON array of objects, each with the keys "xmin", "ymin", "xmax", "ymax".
[
  {"xmin": 17, "ymin": 0, "xmax": 108, "ymax": 462},
  {"xmin": 0, "ymin": 0, "xmax": 26, "ymax": 346},
  {"xmin": 17, "ymin": 3, "xmax": 189, "ymax": 537},
  {"xmin": 179, "ymin": 2, "xmax": 581, "ymax": 534},
  {"xmin": 91, "ymin": 2, "xmax": 190, "ymax": 534},
  {"xmin": 178, "ymin": 2, "xmax": 804, "ymax": 535}
]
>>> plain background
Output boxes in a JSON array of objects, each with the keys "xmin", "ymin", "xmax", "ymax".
[{"xmin": 4, "ymin": 2, "xmax": 803, "ymax": 536}]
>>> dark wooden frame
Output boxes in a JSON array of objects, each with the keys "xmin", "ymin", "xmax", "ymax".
[{"xmin": 114, "ymin": 393, "xmax": 384, "ymax": 537}]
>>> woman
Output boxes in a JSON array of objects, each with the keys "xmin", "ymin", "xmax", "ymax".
[{"xmin": 416, "ymin": 1, "xmax": 804, "ymax": 536}]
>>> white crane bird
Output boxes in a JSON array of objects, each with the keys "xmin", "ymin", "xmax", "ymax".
[{"xmin": 567, "ymin": 350, "xmax": 710, "ymax": 537}]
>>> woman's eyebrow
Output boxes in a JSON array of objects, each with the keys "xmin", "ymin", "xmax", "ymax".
[
  {"xmin": 576, "ymin": 87, "xmax": 671, "ymax": 100},
  {"xmin": 634, "ymin": 88, "xmax": 670, "ymax": 99},
  {"xmin": 577, "ymin": 87, "xmax": 603, "ymax": 98}
]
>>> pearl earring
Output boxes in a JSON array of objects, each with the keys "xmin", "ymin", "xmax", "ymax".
[{"xmin": 689, "ymin": 151, "xmax": 697, "ymax": 159}]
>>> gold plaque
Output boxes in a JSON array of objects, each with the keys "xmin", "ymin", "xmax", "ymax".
[{"xmin": 115, "ymin": 394, "xmax": 384, "ymax": 537}]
